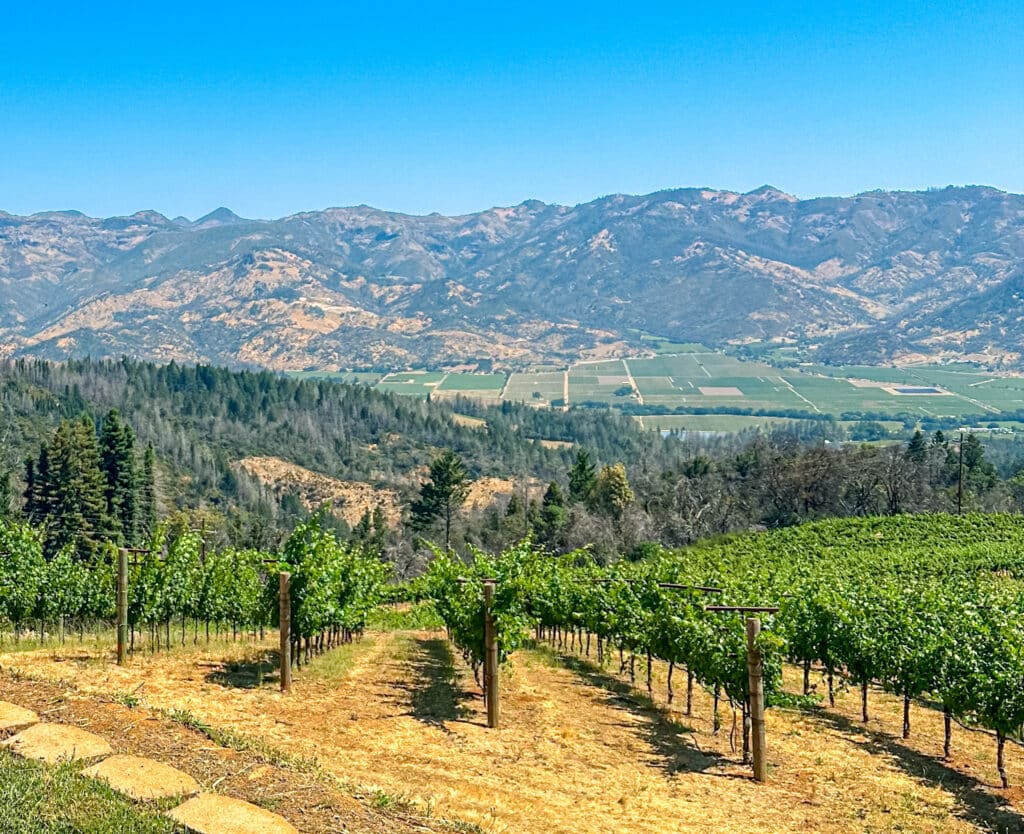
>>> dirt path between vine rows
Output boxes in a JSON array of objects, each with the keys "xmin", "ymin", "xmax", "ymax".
[{"xmin": 6, "ymin": 629, "xmax": 1022, "ymax": 833}]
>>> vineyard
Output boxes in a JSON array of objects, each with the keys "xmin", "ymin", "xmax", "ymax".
[
  {"xmin": 6, "ymin": 513, "xmax": 1024, "ymax": 831},
  {"xmin": 0, "ymin": 511, "xmax": 388, "ymax": 667},
  {"xmin": 428, "ymin": 515, "xmax": 1024, "ymax": 787}
]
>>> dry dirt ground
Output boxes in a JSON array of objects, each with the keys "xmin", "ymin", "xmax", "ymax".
[
  {"xmin": 3, "ymin": 630, "xmax": 1024, "ymax": 834},
  {"xmin": 0, "ymin": 668, "xmax": 456, "ymax": 833}
]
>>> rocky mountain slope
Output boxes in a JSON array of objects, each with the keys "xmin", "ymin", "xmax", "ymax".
[{"xmin": 2, "ymin": 185, "xmax": 1022, "ymax": 369}]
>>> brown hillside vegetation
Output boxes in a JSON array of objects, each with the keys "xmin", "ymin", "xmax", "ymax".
[
  {"xmin": 237, "ymin": 456, "xmax": 401, "ymax": 527},
  {"xmin": 463, "ymin": 476, "xmax": 542, "ymax": 511},
  {"xmin": 4, "ymin": 627, "xmax": 1023, "ymax": 834}
]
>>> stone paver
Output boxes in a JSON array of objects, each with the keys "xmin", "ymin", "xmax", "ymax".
[
  {"xmin": 1, "ymin": 721, "xmax": 112, "ymax": 763},
  {"xmin": 0, "ymin": 700, "xmax": 39, "ymax": 734},
  {"xmin": 167, "ymin": 794, "xmax": 298, "ymax": 834},
  {"xmin": 82, "ymin": 754, "xmax": 200, "ymax": 801}
]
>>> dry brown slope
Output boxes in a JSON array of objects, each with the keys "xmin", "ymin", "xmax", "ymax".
[{"xmin": 237, "ymin": 456, "xmax": 401, "ymax": 527}]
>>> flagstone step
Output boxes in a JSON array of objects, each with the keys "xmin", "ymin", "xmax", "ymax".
[
  {"xmin": 167, "ymin": 793, "xmax": 298, "ymax": 834},
  {"xmin": 2, "ymin": 721, "xmax": 113, "ymax": 763},
  {"xmin": 82, "ymin": 754, "xmax": 200, "ymax": 801},
  {"xmin": 0, "ymin": 701, "xmax": 39, "ymax": 734}
]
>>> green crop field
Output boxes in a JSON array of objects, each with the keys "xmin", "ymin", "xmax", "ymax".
[
  {"xmin": 375, "ymin": 371, "xmax": 446, "ymax": 397},
  {"xmin": 288, "ymin": 353, "xmax": 1024, "ymax": 433},
  {"xmin": 437, "ymin": 372, "xmax": 507, "ymax": 391},
  {"xmin": 503, "ymin": 371, "xmax": 565, "ymax": 404}
]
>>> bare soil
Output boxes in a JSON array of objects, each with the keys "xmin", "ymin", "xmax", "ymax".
[{"xmin": 5, "ymin": 629, "xmax": 1024, "ymax": 833}]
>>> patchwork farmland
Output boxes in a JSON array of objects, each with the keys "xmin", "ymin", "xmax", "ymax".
[{"xmin": 291, "ymin": 353, "xmax": 1024, "ymax": 432}]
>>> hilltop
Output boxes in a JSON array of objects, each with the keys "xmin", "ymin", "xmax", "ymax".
[{"xmin": 2, "ymin": 186, "xmax": 1022, "ymax": 370}]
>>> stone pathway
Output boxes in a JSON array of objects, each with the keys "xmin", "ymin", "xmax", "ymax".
[
  {"xmin": 0, "ymin": 701, "xmax": 38, "ymax": 733},
  {"xmin": 0, "ymin": 698, "xmax": 297, "ymax": 833}
]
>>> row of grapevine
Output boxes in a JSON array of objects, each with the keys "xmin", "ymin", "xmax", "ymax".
[
  {"xmin": 281, "ymin": 514, "xmax": 390, "ymax": 664},
  {"xmin": 427, "ymin": 514, "xmax": 1024, "ymax": 785},
  {"xmin": 0, "ymin": 513, "xmax": 389, "ymax": 668},
  {"xmin": 428, "ymin": 541, "xmax": 784, "ymax": 764}
]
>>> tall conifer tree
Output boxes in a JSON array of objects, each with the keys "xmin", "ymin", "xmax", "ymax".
[
  {"xmin": 45, "ymin": 417, "xmax": 111, "ymax": 558},
  {"xmin": 410, "ymin": 450, "xmax": 471, "ymax": 551},
  {"xmin": 100, "ymin": 409, "xmax": 138, "ymax": 545},
  {"xmin": 138, "ymin": 443, "xmax": 158, "ymax": 541}
]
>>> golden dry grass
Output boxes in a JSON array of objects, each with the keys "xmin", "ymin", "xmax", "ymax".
[{"xmin": 3, "ymin": 631, "xmax": 1024, "ymax": 833}]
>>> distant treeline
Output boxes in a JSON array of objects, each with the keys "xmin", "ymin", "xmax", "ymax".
[{"xmin": 6, "ymin": 358, "xmax": 1024, "ymax": 573}]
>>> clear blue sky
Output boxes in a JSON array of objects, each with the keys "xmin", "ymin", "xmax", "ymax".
[{"xmin": 1, "ymin": 1, "xmax": 1021, "ymax": 219}]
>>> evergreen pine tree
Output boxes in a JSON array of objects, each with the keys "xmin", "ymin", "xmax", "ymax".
[
  {"xmin": 905, "ymin": 430, "xmax": 928, "ymax": 463},
  {"xmin": 23, "ymin": 446, "xmax": 53, "ymax": 525},
  {"xmin": 46, "ymin": 417, "xmax": 111, "ymax": 559},
  {"xmin": 138, "ymin": 443, "xmax": 158, "ymax": 542},
  {"xmin": 370, "ymin": 504, "xmax": 388, "ymax": 554},
  {"xmin": 410, "ymin": 450, "xmax": 471, "ymax": 551},
  {"xmin": 99, "ymin": 409, "xmax": 138, "ymax": 545},
  {"xmin": 353, "ymin": 509, "xmax": 372, "ymax": 541},
  {"xmin": 568, "ymin": 449, "xmax": 597, "ymax": 503},
  {"xmin": 963, "ymin": 433, "xmax": 998, "ymax": 493},
  {"xmin": 0, "ymin": 470, "xmax": 13, "ymax": 520},
  {"xmin": 23, "ymin": 457, "xmax": 38, "ymax": 522},
  {"xmin": 533, "ymin": 481, "xmax": 568, "ymax": 547}
]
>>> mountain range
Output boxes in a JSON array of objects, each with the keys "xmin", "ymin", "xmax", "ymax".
[{"xmin": 1, "ymin": 185, "xmax": 1022, "ymax": 370}]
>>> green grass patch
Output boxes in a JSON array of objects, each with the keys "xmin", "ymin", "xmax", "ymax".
[
  {"xmin": 298, "ymin": 637, "xmax": 378, "ymax": 682},
  {"xmin": 369, "ymin": 601, "xmax": 445, "ymax": 631},
  {"xmin": 0, "ymin": 750, "xmax": 175, "ymax": 834}
]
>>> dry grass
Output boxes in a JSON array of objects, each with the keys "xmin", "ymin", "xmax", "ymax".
[
  {"xmin": 3, "ymin": 631, "xmax": 1024, "ymax": 833},
  {"xmin": 0, "ymin": 672, "xmax": 460, "ymax": 833}
]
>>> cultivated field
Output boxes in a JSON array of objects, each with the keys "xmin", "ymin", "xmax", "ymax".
[
  {"xmin": 4, "ymin": 617, "xmax": 1023, "ymax": 834},
  {"xmin": 288, "ymin": 352, "xmax": 1024, "ymax": 432}
]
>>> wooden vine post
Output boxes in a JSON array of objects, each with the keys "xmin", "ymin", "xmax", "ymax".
[
  {"xmin": 746, "ymin": 617, "xmax": 767, "ymax": 783},
  {"xmin": 116, "ymin": 548, "xmax": 128, "ymax": 665},
  {"xmin": 705, "ymin": 604, "xmax": 777, "ymax": 783},
  {"xmin": 279, "ymin": 571, "xmax": 292, "ymax": 693},
  {"xmin": 483, "ymin": 580, "xmax": 499, "ymax": 728}
]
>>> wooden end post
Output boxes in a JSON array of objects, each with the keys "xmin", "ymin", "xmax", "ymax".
[
  {"xmin": 746, "ymin": 617, "xmax": 767, "ymax": 783},
  {"xmin": 484, "ymin": 580, "xmax": 499, "ymax": 728},
  {"xmin": 279, "ymin": 572, "xmax": 292, "ymax": 693},
  {"xmin": 116, "ymin": 548, "xmax": 128, "ymax": 666}
]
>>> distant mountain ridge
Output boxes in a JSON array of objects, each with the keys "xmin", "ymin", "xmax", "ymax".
[{"xmin": 1, "ymin": 185, "xmax": 1022, "ymax": 370}]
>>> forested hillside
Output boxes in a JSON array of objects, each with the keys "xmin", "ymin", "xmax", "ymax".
[
  {"xmin": 0, "ymin": 358, "xmax": 671, "ymax": 550},
  {"xmin": 6, "ymin": 358, "xmax": 1024, "ymax": 572}
]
